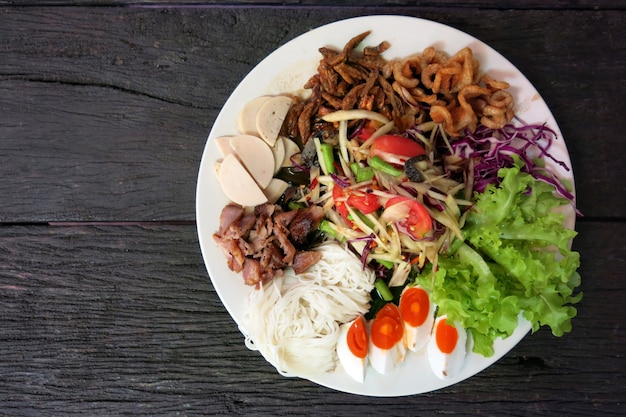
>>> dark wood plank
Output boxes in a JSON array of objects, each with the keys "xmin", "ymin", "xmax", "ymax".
[
  {"xmin": 1, "ymin": 1, "xmax": 624, "ymax": 10},
  {"xmin": 0, "ymin": 221, "xmax": 623, "ymax": 416},
  {"xmin": 0, "ymin": 80, "xmax": 210, "ymax": 222},
  {"xmin": 0, "ymin": 7, "xmax": 624, "ymax": 222}
]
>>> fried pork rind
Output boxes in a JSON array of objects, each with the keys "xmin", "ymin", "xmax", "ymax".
[{"xmin": 284, "ymin": 31, "xmax": 515, "ymax": 144}]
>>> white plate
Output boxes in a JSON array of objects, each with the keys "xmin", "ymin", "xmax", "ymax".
[{"xmin": 196, "ymin": 15, "xmax": 575, "ymax": 396}]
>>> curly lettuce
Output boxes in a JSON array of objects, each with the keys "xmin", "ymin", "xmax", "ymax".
[{"xmin": 416, "ymin": 160, "xmax": 582, "ymax": 357}]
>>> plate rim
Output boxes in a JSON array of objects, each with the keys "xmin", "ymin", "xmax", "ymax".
[{"xmin": 195, "ymin": 14, "xmax": 576, "ymax": 396}]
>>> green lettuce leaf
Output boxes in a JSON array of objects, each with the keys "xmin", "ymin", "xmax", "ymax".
[{"xmin": 415, "ymin": 160, "xmax": 582, "ymax": 357}]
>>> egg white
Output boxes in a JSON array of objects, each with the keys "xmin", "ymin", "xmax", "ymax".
[
  {"xmin": 427, "ymin": 315, "xmax": 467, "ymax": 379},
  {"xmin": 336, "ymin": 320, "xmax": 368, "ymax": 383},
  {"xmin": 401, "ymin": 286, "xmax": 436, "ymax": 352},
  {"xmin": 369, "ymin": 336, "xmax": 406, "ymax": 375}
]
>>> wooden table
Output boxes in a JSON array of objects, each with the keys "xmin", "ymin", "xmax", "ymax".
[{"xmin": 1, "ymin": 2, "xmax": 624, "ymax": 416}]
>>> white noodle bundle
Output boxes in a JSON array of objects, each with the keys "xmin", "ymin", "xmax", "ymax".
[{"xmin": 243, "ymin": 241, "xmax": 375, "ymax": 378}]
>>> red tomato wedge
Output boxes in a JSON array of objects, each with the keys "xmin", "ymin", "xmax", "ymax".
[
  {"xmin": 399, "ymin": 286, "xmax": 430, "ymax": 327},
  {"xmin": 382, "ymin": 196, "xmax": 432, "ymax": 239},
  {"xmin": 370, "ymin": 135, "xmax": 426, "ymax": 165},
  {"xmin": 333, "ymin": 184, "xmax": 382, "ymax": 219},
  {"xmin": 354, "ymin": 119, "xmax": 382, "ymax": 141},
  {"xmin": 346, "ymin": 316, "xmax": 368, "ymax": 359},
  {"xmin": 347, "ymin": 191, "xmax": 381, "ymax": 214},
  {"xmin": 332, "ymin": 185, "xmax": 350, "ymax": 220},
  {"xmin": 356, "ymin": 124, "xmax": 376, "ymax": 141},
  {"xmin": 370, "ymin": 303, "xmax": 404, "ymax": 350},
  {"xmin": 435, "ymin": 318, "xmax": 459, "ymax": 354}
]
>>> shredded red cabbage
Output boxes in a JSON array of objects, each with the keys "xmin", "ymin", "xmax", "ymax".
[
  {"xmin": 331, "ymin": 173, "xmax": 351, "ymax": 188},
  {"xmin": 397, "ymin": 183, "xmax": 418, "ymax": 197},
  {"xmin": 448, "ymin": 120, "xmax": 576, "ymax": 207},
  {"xmin": 289, "ymin": 152, "xmax": 309, "ymax": 173},
  {"xmin": 349, "ymin": 119, "xmax": 366, "ymax": 140},
  {"xmin": 405, "ymin": 126, "xmax": 426, "ymax": 142},
  {"xmin": 425, "ymin": 195, "xmax": 446, "ymax": 212},
  {"xmin": 348, "ymin": 233, "xmax": 376, "ymax": 269}
]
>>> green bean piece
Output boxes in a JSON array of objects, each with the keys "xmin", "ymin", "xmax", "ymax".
[{"xmin": 370, "ymin": 156, "xmax": 403, "ymax": 176}]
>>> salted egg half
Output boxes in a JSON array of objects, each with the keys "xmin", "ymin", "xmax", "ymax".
[
  {"xmin": 336, "ymin": 315, "xmax": 369, "ymax": 383},
  {"xmin": 399, "ymin": 285, "xmax": 435, "ymax": 352},
  {"xmin": 427, "ymin": 315, "xmax": 467, "ymax": 379}
]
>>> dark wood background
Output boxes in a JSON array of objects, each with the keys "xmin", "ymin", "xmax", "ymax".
[{"xmin": 1, "ymin": 2, "xmax": 624, "ymax": 416}]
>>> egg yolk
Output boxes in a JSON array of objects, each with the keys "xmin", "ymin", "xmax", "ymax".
[
  {"xmin": 399, "ymin": 287, "xmax": 430, "ymax": 327},
  {"xmin": 347, "ymin": 316, "xmax": 368, "ymax": 359},
  {"xmin": 435, "ymin": 318, "xmax": 459, "ymax": 354},
  {"xmin": 371, "ymin": 303, "xmax": 404, "ymax": 350}
]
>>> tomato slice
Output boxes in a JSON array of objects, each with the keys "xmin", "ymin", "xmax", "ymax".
[
  {"xmin": 347, "ymin": 191, "xmax": 381, "ymax": 214},
  {"xmin": 382, "ymin": 196, "xmax": 432, "ymax": 239},
  {"xmin": 355, "ymin": 119, "xmax": 380, "ymax": 141},
  {"xmin": 346, "ymin": 316, "xmax": 368, "ymax": 359},
  {"xmin": 332, "ymin": 185, "xmax": 350, "ymax": 221},
  {"xmin": 333, "ymin": 184, "xmax": 382, "ymax": 219},
  {"xmin": 370, "ymin": 135, "xmax": 426, "ymax": 165},
  {"xmin": 370, "ymin": 303, "xmax": 404, "ymax": 350}
]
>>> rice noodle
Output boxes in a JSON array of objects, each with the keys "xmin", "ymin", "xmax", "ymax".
[{"xmin": 243, "ymin": 242, "xmax": 375, "ymax": 377}]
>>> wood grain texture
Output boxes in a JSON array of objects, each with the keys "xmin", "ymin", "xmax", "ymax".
[
  {"xmin": 1, "ymin": 7, "xmax": 624, "ymax": 222},
  {"xmin": 0, "ymin": 3, "xmax": 624, "ymax": 416},
  {"xmin": 1, "ymin": 1, "xmax": 625, "ymax": 9},
  {"xmin": 0, "ymin": 222, "xmax": 623, "ymax": 416}
]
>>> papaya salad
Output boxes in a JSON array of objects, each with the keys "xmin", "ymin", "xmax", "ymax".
[{"xmin": 211, "ymin": 31, "xmax": 581, "ymax": 382}]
